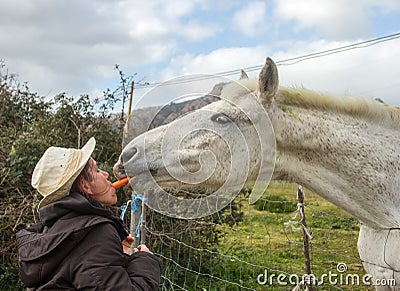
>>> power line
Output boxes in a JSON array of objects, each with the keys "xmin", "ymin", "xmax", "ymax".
[
  {"xmin": 94, "ymin": 31, "xmax": 400, "ymax": 105},
  {"xmin": 274, "ymin": 32, "xmax": 400, "ymax": 67},
  {"xmin": 135, "ymin": 32, "xmax": 400, "ymax": 90}
]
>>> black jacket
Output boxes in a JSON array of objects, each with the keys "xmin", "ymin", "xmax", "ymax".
[{"xmin": 16, "ymin": 192, "xmax": 162, "ymax": 290}]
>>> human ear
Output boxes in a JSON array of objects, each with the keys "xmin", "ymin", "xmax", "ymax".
[{"xmin": 79, "ymin": 179, "xmax": 93, "ymax": 195}]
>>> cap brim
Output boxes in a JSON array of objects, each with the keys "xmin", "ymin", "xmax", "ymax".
[{"xmin": 38, "ymin": 137, "xmax": 96, "ymax": 209}]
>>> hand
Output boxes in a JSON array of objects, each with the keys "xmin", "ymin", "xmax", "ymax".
[
  {"xmin": 132, "ymin": 244, "xmax": 153, "ymax": 254},
  {"xmin": 122, "ymin": 235, "xmax": 134, "ymax": 255}
]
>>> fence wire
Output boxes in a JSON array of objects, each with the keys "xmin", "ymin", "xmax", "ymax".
[{"xmin": 120, "ymin": 181, "xmax": 373, "ymax": 290}]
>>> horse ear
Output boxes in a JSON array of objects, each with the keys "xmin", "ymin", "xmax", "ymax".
[
  {"xmin": 258, "ymin": 57, "xmax": 279, "ymax": 104},
  {"xmin": 239, "ymin": 69, "xmax": 248, "ymax": 80}
]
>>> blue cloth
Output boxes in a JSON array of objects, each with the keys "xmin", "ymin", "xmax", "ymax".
[{"xmin": 119, "ymin": 193, "xmax": 147, "ymax": 239}]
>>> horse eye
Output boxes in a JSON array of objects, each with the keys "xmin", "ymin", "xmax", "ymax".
[{"xmin": 211, "ymin": 113, "xmax": 231, "ymax": 124}]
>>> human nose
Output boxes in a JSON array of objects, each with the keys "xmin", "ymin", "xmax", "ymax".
[{"xmin": 101, "ymin": 170, "xmax": 109, "ymax": 179}]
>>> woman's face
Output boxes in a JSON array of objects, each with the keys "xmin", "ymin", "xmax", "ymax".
[{"xmin": 83, "ymin": 158, "xmax": 117, "ymax": 206}]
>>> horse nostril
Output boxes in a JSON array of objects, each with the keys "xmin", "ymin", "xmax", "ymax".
[
  {"xmin": 121, "ymin": 146, "xmax": 138, "ymax": 164},
  {"xmin": 113, "ymin": 160, "xmax": 126, "ymax": 179}
]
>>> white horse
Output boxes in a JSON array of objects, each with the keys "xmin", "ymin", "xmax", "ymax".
[{"xmin": 114, "ymin": 58, "xmax": 400, "ymax": 290}]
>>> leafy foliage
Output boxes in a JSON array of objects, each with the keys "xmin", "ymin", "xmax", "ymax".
[
  {"xmin": 0, "ymin": 62, "xmax": 124, "ymax": 288},
  {"xmin": 254, "ymin": 194, "xmax": 298, "ymax": 213}
]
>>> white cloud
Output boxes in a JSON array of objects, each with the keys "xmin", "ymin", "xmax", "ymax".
[
  {"xmin": 118, "ymin": 0, "xmax": 218, "ymax": 42},
  {"xmin": 152, "ymin": 38, "xmax": 400, "ymax": 107},
  {"xmin": 232, "ymin": 1, "xmax": 268, "ymax": 37},
  {"xmin": 274, "ymin": 0, "xmax": 400, "ymax": 40},
  {"xmin": 179, "ymin": 21, "xmax": 219, "ymax": 42},
  {"xmin": 0, "ymin": 0, "xmax": 219, "ymax": 96},
  {"xmin": 274, "ymin": 0, "xmax": 372, "ymax": 39},
  {"xmin": 134, "ymin": 45, "xmax": 272, "ymax": 108},
  {"xmin": 161, "ymin": 45, "xmax": 271, "ymax": 79},
  {"xmin": 273, "ymin": 39, "xmax": 400, "ymax": 106},
  {"xmin": 369, "ymin": 0, "xmax": 400, "ymax": 12}
]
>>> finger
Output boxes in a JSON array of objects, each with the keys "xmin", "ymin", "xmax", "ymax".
[
  {"xmin": 137, "ymin": 245, "xmax": 151, "ymax": 253},
  {"xmin": 125, "ymin": 236, "xmax": 135, "ymax": 243}
]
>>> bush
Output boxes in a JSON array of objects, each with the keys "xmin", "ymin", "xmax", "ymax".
[
  {"xmin": 254, "ymin": 194, "xmax": 297, "ymax": 213},
  {"xmin": 0, "ymin": 62, "xmax": 124, "ymax": 288}
]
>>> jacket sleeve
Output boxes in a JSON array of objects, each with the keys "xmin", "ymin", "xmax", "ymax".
[
  {"xmin": 127, "ymin": 251, "xmax": 163, "ymax": 290},
  {"xmin": 70, "ymin": 222, "xmax": 162, "ymax": 290}
]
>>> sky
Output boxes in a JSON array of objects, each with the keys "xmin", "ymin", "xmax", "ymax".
[{"xmin": 1, "ymin": 0, "xmax": 400, "ymax": 109}]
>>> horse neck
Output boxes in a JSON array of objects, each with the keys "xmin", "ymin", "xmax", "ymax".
[{"xmin": 269, "ymin": 101, "xmax": 400, "ymax": 229}]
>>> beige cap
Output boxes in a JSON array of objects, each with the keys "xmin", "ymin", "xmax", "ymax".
[{"xmin": 32, "ymin": 137, "xmax": 96, "ymax": 209}]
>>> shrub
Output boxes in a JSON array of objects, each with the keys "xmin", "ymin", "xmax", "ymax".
[{"xmin": 254, "ymin": 194, "xmax": 297, "ymax": 213}]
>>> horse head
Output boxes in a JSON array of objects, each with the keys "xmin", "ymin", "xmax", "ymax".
[{"xmin": 113, "ymin": 58, "xmax": 278, "ymax": 217}]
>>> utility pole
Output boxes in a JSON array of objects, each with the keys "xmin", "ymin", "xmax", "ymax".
[{"xmin": 124, "ymin": 81, "xmax": 134, "ymax": 141}]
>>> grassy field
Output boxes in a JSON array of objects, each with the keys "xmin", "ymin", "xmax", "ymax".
[
  {"xmin": 157, "ymin": 181, "xmax": 377, "ymax": 290},
  {"xmin": 210, "ymin": 181, "xmax": 373, "ymax": 291}
]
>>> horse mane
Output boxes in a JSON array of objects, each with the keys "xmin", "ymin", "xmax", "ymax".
[
  {"xmin": 277, "ymin": 87, "xmax": 400, "ymax": 127},
  {"xmin": 221, "ymin": 79, "xmax": 400, "ymax": 128}
]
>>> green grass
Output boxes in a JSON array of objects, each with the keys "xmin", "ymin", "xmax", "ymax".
[
  {"xmin": 158, "ymin": 181, "xmax": 374, "ymax": 290},
  {"xmin": 211, "ymin": 181, "xmax": 372, "ymax": 291}
]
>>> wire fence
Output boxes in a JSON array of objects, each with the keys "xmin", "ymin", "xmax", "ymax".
[{"xmin": 121, "ymin": 181, "xmax": 371, "ymax": 290}]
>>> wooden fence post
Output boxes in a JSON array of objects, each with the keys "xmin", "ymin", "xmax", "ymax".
[
  {"xmin": 297, "ymin": 186, "xmax": 314, "ymax": 290},
  {"xmin": 140, "ymin": 191, "xmax": 147, "ymax": 245},
  {"xmin": 130, "ymin": 196, "xmax": 142, "ymax": 250}
]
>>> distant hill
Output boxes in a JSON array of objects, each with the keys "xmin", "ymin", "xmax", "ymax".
[{"xmin": 122, "ymin": 81, "xmax": 227, "ymax": 146}]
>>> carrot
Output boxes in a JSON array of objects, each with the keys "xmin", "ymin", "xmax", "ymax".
[{"xmin": 112, "ymin": 177, "xmax": 129, "ymax": 189}]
